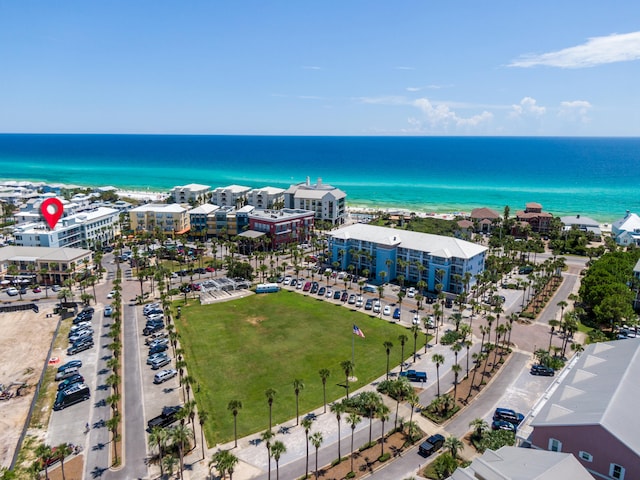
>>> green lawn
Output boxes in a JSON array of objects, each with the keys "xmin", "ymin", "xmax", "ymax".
[{"xmin": 175, "ymin": 290, "xmax": 425, "ymax": 444}]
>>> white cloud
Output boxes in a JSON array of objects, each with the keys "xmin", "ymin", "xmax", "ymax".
[
  {"xmin": 558, "ymin": 100, "xmax": 592, "ymax": 123},
  {"xmin": 412, "ymin": 98, "xmax": 493, "ymax": 128},
  {"xmin": 406, "ymin": 84, "xmax": 451, "ymax": 92},
  {"xmin": 302, "ymin": 66, "xmax": 322, "ymax": 70},
  {"xmin": 509, "ymin": 31, "xmax": 640, "ymax": 68},
  {"xmin": 358, "ymin": 96, "xmax": 410, "ymax": 106},
  {"xmin": 510, "ymin": 97, "xmax": 546, "ymax": 118}
]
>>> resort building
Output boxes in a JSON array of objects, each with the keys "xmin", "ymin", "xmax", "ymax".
[
  {"xmin": 469, "ymin": 207, "xmax": 501, "ymax": 233},
  {"xmin": 129, "ymin": 203, "xmax": 190, "ymax": 236},
  {"xmin": 13, "ymin": 207, "xmax": 120, "ymax": 249},
  {"xmin": 560, "ymin": 214, "xmax": 602, "ymax": 238},
  {"xmin": 188, "ymin": 204, "xmax": 219, "ymax": 240},
  {"xmin": 248, "ymin": 208, "xmax": 315, "ymax": 249},
  {"xmin": 327, "ymin": 224, "xmax": 487, "ymax": 293},
  {"xmin": 0, "ymin": 245, "xmax": 93, "ymax": 286},
  {"xmin": 515, "ymin": 202, "xmax": 554, "ymax": 234},
  {"xmin": 207, "ymin": 205, "xmax": 255, "ymax": 237},
  {"xmin": 527, "ymin": 340, "xmax": 640, "ymax": 480},
  {"xmin": 210, "ymin": 185, "xmax": 251, "ymax": 207},
  {"xmin": 612, "ymin": 211, "xmax": 640, "ymax": 246},
  {"xmin": 283, "ymin": 177, "xmax": 346, "ymax": 226},
  {"xmin": 170, "ymin": 183, "xmax": 211, "ymax": 205},
  {"xmin": 246, "ymin": 186, "xmax": 285, "ymax": 209},
  {"xmin": 450, "ymin": 446, "xmax": 592, "ymax": 480}
]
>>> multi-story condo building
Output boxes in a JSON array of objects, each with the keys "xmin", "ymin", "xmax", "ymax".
[
  {"xmin": 283, "ymin": 177, "xmax": 346, "ymax": 226},
  {"xmin": 246, "ymin": 186, "xmax": 285, "ymax": 209},
  {"xmin": 328, "ymin": 224, "xmax": 487, "ymax": 293},
  {"xmin": 207, "ymin": 205, "xmax": 255, "ymax": 237},
  {"xmin": 210, "ymin": 185, "xmax": 251, "ymax": 208},
  {"xmin": 170, "ymin": 183, "xmax": 211, "ymax": 205},
  {"xmin": 248, "ymin": 208, "xmax": 315, "ymax": 249},
  {"xmin": 129, "ymin": 204, "xmax": 190, "ymax": 236},
  {"xmin": 13, "ymin": 207, "xmax": 120, "ymax": 249},
  {"xmin": 189, "ymin": 204, "xmax": 219, "ymax": 239},
  {"xmin": 0, "ymin": 245, "xmax": 93, "ymax": 286}
]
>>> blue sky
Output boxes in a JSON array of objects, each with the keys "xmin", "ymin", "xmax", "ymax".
[{"xmin": 1, "ymin": 1, "xmax": 640, "ymax": 136}]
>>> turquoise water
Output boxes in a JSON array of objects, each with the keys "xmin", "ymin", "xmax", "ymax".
[{"xmin": 0, "ymin": 134, "xmax": 638, "ymax": 222}]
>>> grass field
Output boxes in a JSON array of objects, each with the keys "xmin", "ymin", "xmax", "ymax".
[{"xmin": 175, "ymin": 290, "xmax": 426, "ymax": 444}]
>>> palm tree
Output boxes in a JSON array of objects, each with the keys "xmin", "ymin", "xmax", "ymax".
[
  {"xmin": 468, "ymin": 418, "xmax": 488, "ymax": 441},
  {"xmin": 261, "ymin": 429, "xmax": 274, "ymax": 480},
  {"xmin": 35, "ymin": 444, "xmax": 53, "ymax": 480},
  {"xmin": 330, "ymin": 401, "xmax": 346, "ymax": 460},
  {"xmin": 346, "ymin": 412, "xmax": 361, "ymax": 474},
  {"xmin": 211, "ymin": 449, "xmax": 239, "ymax": 480},
  {"xmin": 391, "ymin": 377, "xmax": 411, "ymax": 430},
  {"xmin": 377, "ymin": 403, "xmax": 391, "ymax": 458},
  {"xmin": 548, "ymin": 319, "xmax": 560, "ymax": 351},
  {"xmin": 105, "ymin": 413, "xmax": 121, "ymax": 465},
  {"xmin": 318, "ymin": 368, "xmax": 330, "ymax": 413},
  {"xmin": 270, "ymin": 440, "xmax": 286, "ymax": 480},
  {"xmin": 383, "ymin": 341, "xmax": 393, "ymax": 379},
  {"xmin": 444, "ymin": 436, "xmax": 464, "ymax": 460},
  {"xmin": 265, "ymin": 388, "xmax": 277, "ymax": 432},
  {"xmin": 310, "ymin": 432, "xmax": 324, "ymax": 479},
  {"xmin": 432, "ymin": 353, "xmax": 445, "ymax": 397},
  {"xmin": 398, "ymin": 334, "xmax": 408, "ymax": 372},
  {"xmin": 293, "ymin": 378, "xmax": 305, "ymax": 425},
  {"xmin": 198, "ymin": 410, "xmax": 209, "ymax": 460},
  {"xmin": 340, "ymin": 360, "xmax": 354, "ymax": 398},
  {"xmin": 149, "ymin": 426, "xmax": 169, "ymax": 478},
  {"xmin": 411, "ymin": 324, "xmax": 420, "ymax": 362},
  {"xmin": 360, "ymin": 391, "xmax": 382, "ymax": 444},
  {"xmin": 301, "ymin": 416, "xmax": 314, "ymax": 479},
  {"xmin": 54, "ymin": 442, "xmax": 72, "ymax": 480},
  {"xmin": 451, "ymin": 363, "xmax": 462, "ymax": 401}
]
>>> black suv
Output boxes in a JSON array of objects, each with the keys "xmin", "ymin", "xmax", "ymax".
[
  {"xmin": 530, "ymin": 364, "xmax": 555, "ymax": 376},
  {"xmin": 419, "ymin": 434, "xmax": 445, "ymax": 457},
  {"xmin": 147, "ymin": 405, "xmax": 182, "ymax": 430}
]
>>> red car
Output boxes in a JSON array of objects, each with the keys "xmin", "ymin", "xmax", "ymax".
[
  {"xmin": 205, "ymin": 266, "xmax": 215, "ymax": 272},
  {"xmin": 33, "ymin": 287, "xmax": 42, "ymax": 293}
]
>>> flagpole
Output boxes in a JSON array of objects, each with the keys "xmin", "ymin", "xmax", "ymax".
[{"xmin": 352, "ymin": 330, "xmax": 355, "ymax": 365}]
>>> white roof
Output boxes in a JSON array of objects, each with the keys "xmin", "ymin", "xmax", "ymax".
[
  {"xmin": 0, "ymin": 245, "xmax": 92, "ymax": 263},
  {"xmin": 213, "ymin": 185, "xmax": 251, "ymax": 193},
  {"xmin": 560, "ymin": 215, "xmax": 600, "ymax": 227},
  {"xmin": 188, "ymin": 204, "xmax": 219, "ymax": 215},
  {"xmin": 173, "ymin": 183, "xmax": 211, "ymax": 191},
  {"xmin": 250, "ymin": 186, "xmax": 284, "ymax": 195},
  {"xmin": 130, "ymin": 203, "xmax": 187, "ymax": 213},
  {"xmin": 531, "ymin": 340, "xmax": 640, "ymax": 455},
  {"xmin": 451, "ymin": 446, "xmax": 592, "ymax": 480},
  {"xmin": 330, "ymin": 224, "xmax": 487, "ymax": 259},
  {"xmin": 613, "ymin": 212, "xmax": 640, "ymax": 233}
]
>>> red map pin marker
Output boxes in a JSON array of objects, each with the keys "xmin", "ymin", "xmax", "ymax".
[{"xmin": 41, "ymin": 198, "xmax": 64, "ymax": 229}]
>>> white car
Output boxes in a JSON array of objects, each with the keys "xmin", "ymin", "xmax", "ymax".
[
  {"xmin": 283, "ymin": 276, "xmax": 292, "ymax": 285},
  {"xmin": 297, "ymin": 280, "xmax": 304, "ymax": 290},
  {"xmin": 373, "ymin": 302, "xmax": 381, "ymax": 313},
  {"xmin": 325, "ymin": 288, "xmax": 333, "ymax": 298},
  {"xmin": 383, "ymin": 305, "xmax": 391, "ymax": 316},
  {"xmin": 407, "ymin": 287, "xmax": 416, "ymax": 298},
  {"xmin": 355, "ymin": 297, "xmax": 364, "ymax": 308},
  {"xmin": 107, "ymin": 290, "xmax": 116, "ymax": 299},
  {"xmin": 413, "ymin": 314, "xmax": 420, "ymax": 325}
]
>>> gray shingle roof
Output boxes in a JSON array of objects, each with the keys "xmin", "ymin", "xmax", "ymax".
[{"xmin": 531, "ymin": 339, "xmax": 640, "ymax": 455}]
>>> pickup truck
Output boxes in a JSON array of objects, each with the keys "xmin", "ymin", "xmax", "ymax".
[
  {"xmin": 399, "ymin": 369, "xmax": 427, "ymax": 383},
  {"xmin": 147, "ymin": 405, "xmax": 182, "ymax": 430}
]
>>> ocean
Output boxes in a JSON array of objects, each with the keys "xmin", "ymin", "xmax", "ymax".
[{"xmin": 0, "ymin": 134, "xmax": 638, "ymax": 223}]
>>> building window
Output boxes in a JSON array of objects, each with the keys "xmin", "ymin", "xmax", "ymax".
[
  {"xmin": 548, "ymin": 438, "xmax": 562, "ymax": 452},
  {"xmin": 609, "ymin": 464, "xmax": 625, "ymax": 480},
  {"xmin": 578, "ymin": 451, "xmax": 592, "ymax": 462}
]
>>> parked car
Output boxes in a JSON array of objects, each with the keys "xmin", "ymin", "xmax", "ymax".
[
  {"xmin": 147, "ymin": 405, "xmax": 182, "ymax": 430},
  {"xmin": 53, "ymin": 383, "xmax": 90, "ymax": 411},
  {"xmin": 143, "ymin": 324, "xmax": 164, "ymax": 336},
  {"xmin": 51, "ymin": 285, "xmax": 61, "ymax": 292},
  {"xmin": 492, "ymin": 419, "xmax": 517, "ymax": 432},
  {"xmin": 69, "ymin": 331, "xmax": 93, "ymax": 344},
  {"xmin": 55, "ymin": 366, "xmax": 81, "ymax": 381},
  {"xmin": 150, "ymin": 356, "xmax": 171, "ymax": 370},
  {"xmin": 399, "ymin": 370, "xmax": 427, "ymax": 382},
  {"xmin": 310, "ymin": 283, "xmax": 319, "ymax": 294},
  {"xmin": 149, "ymin": 343, "xmax": 168, "ymax": 355},
  {"xmin": 348, "ymin": 294, "xmax": 357, "ymax": 305},
  {"xmin": 148, "ymin": 338, "xmax": 169, "ymax": 349},
  {"xmin": 145, "ymin": 332, "xmax": 169, "ymax": 345},
  {"xmin": 373, "ymin": 302, "xmax": 381, "ymax": 313},
  {"xmin": 413, "ymin": 313, "xmax": 420, "ymax": 325},
  {"xmin": 104, "ymin": 305, "xmax": 113, "ymax": 317},
  {"xmin": 143, "ymin": 303, "xmax": 161, "ymax": 314},
  {"xmin": 530, "ymin": 364, "xmax": 555, "ymax": 376},
  {"xmin": 341, "ymin": 291, "xmax": 349, "ymax": 302},
  {"xmin": 355, "ymin": 296, "xmax": 364, "ymax": 308},
  {"xmin": 325, "ymin": 288, "xmax": 333, "ymax": 298},
  {"xmin": 407, "ymin": 287, "xmax": 416, "ymax": 298},
  {"xmin": 317, "ymin": 287, "xmax": 326, "ymax": 296},
  {"xmin": 297, "ymin": 280, "xmax": 304, "ymax": 290},
  {"xmin": 57, "ymin": 374, "xmax": 85, "ymax": 391},
  {"xmin": 57, "ymin": 360, "xmax": 82, "ymax": 372},
  {"xmin": 33, "ymin": 286, "xmax": 42, "ymax": 293},
  {"xmin": 147, "ymin": 352, "xmax": 169, "ymax": 365},
  {"xmin": 107, "ymin": 290, "xmax": 116, "ymax": 299},
  {"xmin": 67, "ymin": 338, "xmax": 94, "ymax": 355},
  {"xmin": 333, "ymin": 290, "xmax": 342, "ymax": 300},
  {"xmin": 6, "ymin": 288, "xmax": 18, "ymax": 296},
  {"xmin": 418, "ymin": 434, "xmax": 445, "ymax": 457},
  {"xmin": 364, "ymin": 299, "xmax": 373, "ymax": 310},
  {"xmin": 493, "ymin": 408, "xmax": 524, "ymax": 426},
  {"xmin": 383, "ymin": 305, "xmax": 391, "ymax": 316},
  {"xmin": 393, "ymin": 307, "xmax": 401, "ymax": 320},
  {"xmin": 445, "ymin": 298, "xmax": 453, "ymax": 308},
  {"xmin": 153, "ymin": 369, "xmax": 178, "ymax": 384},
  {"xmin": 303, "ymin": 282, "xmax": 312, "ymax": 292}
]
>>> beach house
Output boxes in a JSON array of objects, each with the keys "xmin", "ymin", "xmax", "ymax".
[
  {"xmin": 210, "ymin": 185, "xmax": 251, "ymax": 208},
  {"xmin": 560, "ymin": 214, "xmax": 602, "ymax": 238},
  {"xmin": 527, "ymin": 340, "xmax": 640, "ymax": 480},
  {"xmin": 327, "ymin": 224, "xmax": 487, "ymax": 293},
  {"xmin": 283, "ymin": 177, "xmax": 346, "ymax": 226},
  {"xmin": 612, "ymin": 211, "xmax": 640, "ymax": 246},
  {"xmin": 469, "ymin": 207, "xmax": 501, "ymax": 233},
  {"xmin": 515, "ymin": 202, "xmax": 553, "ymax": 234}
]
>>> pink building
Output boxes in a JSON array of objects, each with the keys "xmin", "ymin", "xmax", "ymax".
[{"xmin": 529, "ymin": 340, "xmax": 640, "ymax": 480}]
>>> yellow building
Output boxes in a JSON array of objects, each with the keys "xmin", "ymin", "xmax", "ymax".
[{"xmin": 129, "ymin": 204, "xmax": 190, "ymax": 236}]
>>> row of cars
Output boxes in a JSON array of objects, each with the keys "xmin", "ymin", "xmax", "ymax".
[
  {"xmin": 53, "ymin": 360, "xmax": 90, "ymax": 410},
  {"xmin": 67, "ymin": 307, "xmax": 95, "ymax": 355},
  {"xmin": 141, "ymin": 303, "xmax": 177, "ymax": 383}
]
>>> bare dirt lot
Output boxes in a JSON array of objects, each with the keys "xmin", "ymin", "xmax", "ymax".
[{"xmin": 0, "ymin": 307, "xmax": 58, "ymax": 468}]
